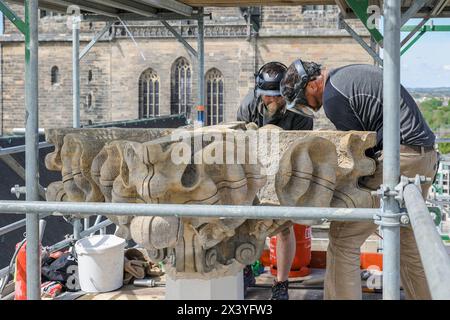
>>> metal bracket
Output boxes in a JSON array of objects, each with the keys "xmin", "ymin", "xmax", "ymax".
[
  {"xmin": 400, "ymin": 213, "xmax": 410, "ymax": 226},
  {"xmin": 371, "ymin": 187, "xmax": 403, "ymax": 227},
  {"xmin": 372, "ymin": 175, "xmax": 431, "ymax": 227},
  {"xmin": 371, "ymin": 184, "xmax": 397, "ymax": 199},
  {"xmin": 373, "ymin": 211, "xmax": 403, "ymax": 227},
  {"xmin": 397, "ymin": 175, "xmax": 431, "ymax": 207},
  {"xmin": 10, "ymin": 184, "xmax": 26, "ymax": 199},
  {"xmin": 371, "ymin": 175, "xmax": 431, "ymax": 207}
]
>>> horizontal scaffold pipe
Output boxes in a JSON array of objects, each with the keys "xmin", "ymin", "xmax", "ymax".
[
  {"xmin": 0, "ymin": 201, "xmax": 378, "ymax": 222},
  {"xmin": 47, "ymin": 219, "xmax": 113, "ymax": 253},
  {"xmin": 404, "ymin": 184, "xmax": 450, "ymax": 300},
  {"xmin": 0, "ymin": 213, "xmax": 51, "ymax": 237}
]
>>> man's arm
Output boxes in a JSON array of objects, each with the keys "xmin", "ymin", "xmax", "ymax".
[{"xmin": 237, "ymin": 91, "xmax": 256, "ymax": 122}]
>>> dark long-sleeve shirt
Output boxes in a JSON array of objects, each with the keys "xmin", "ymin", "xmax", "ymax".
[{"xmin": 237, "ymin": 90, "xmax": 314, "ymax": 130}]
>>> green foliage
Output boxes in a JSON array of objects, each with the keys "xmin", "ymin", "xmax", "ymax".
[
  {"xmin": 438, "ymin": 136, "xmax": 450, "ymax": 154},
  {"xmin": 419, "ymin": 98, "xmax": 450, "ymax": 131},
  {"xmin": 419, "ymin": 98, "xmax": 450, "ymax": 154}
]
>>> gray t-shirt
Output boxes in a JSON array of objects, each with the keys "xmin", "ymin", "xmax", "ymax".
[{"xmin": 323, "ymin": 64, "xmax": 435, "ymax": 154}]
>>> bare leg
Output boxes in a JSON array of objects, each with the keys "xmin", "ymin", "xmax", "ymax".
[{"xmin": 276, "ymin": 226, "xmax": 296, "ymax": 282}]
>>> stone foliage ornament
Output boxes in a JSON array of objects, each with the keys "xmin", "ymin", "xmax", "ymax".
[{"xmin": 45, "ymin": 124, "xmax": 376, "ymax": 279}]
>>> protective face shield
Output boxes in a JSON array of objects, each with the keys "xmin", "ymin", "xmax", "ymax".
[
  {"xmin": 281, "ymin": 60, "xmax": 317, "ymax": 119},
  {"xmin": 255, "ymin": 62, "xmax": 287, "ymax": 97},
  {"xmin": 286, "ymin": 101, "xmax": 317, "ymax": 119}
]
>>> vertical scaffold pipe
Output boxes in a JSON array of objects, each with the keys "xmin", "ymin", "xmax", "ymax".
[
  {"xmin": 72, "ymin": 13, "xmax": 80, "ymax": 128},
  {"xmin": 382, "ymin": 0, "xmax": 402, "ymax": 300},
  {"xmin": 24, "ymin": 0, "xmax": 40, "ymax": 300},
  {"xmin": 197, "ymin": 8, "xmax": 205, "ymax": 126}
]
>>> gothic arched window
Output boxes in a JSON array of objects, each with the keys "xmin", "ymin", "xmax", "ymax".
[
  {"xmin": 51, "ymin": 66, "xmax": 59, "ymax": 85},
  {"xmin": 205, "ymin": 68, "xmax": 224, "ymax": 126},
  {"xmin": 171, "ymin": 57, "xmax": 192, "ymax": 116},
  {"xmin": 138, "ymin": 68, "xmax": 160, "ymax": 118}
]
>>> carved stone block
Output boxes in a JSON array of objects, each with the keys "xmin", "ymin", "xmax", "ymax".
[{"xmin": 45, "ymin": 124, "xmax": 376, "ymax": 280}]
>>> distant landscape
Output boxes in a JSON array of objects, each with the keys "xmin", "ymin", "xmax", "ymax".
[
  {"xmin": 410, "ymin": 87, "xmax": 450, "ymax": 154},
  {"xmin": 408, "ymin": 87, "xmax": 450, "ymax": 100}
]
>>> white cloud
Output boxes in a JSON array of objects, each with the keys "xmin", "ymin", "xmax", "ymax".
[{"xmin": 443, "ymin": 65, "xmax": 450, "ymax": 71}]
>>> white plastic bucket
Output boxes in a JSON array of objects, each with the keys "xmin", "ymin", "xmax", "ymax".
[{"xmin": 75, "ymin": 235, "xmax": 126, "ymax": 293}]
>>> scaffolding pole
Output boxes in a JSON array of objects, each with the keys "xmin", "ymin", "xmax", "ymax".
[
  {"xmin": 0, "ymin": 214, "xmax": 51, "ymax": 237},
  {"xmin": 73, "ymin": 218, "xmax": 82, "ymax": 240},
  {"xmin": 73, "ymin": 14, "xmax": 80, "ymax": 129},
  {"xmin": 79, "ymin": 21, "xmax": 114, "ymax": 60},
  {"xmin": 338, "ymin": 14, "xmax": 383, "ymax": 66},
  {"xmin": 381, "ymin": 0, "xmax": 402, "ymax": 300},
  {"xmin": 197, "ymin": 7, "xmax": 205, "ymax": 125},
  {"xmin": 404, "ymin": 184, "xmax": 450, "ymax": 299},
  {"xmin": 24, "ymin": 0, "xmax": 40, "ymax": 301},
  {"xmin": 0, "ymin": 201, "xmax": 379, "ymax": 221},
  {"xmin": 160, "ymin": 20, "xmax": 198, "ymax": 58},
  {"xmin": 0, "ymin": 142, "xmax": 53, "ymax": 156},
  {"xmin": 72, "ymin": 13, "xmax": 82, "ymax": 238}
]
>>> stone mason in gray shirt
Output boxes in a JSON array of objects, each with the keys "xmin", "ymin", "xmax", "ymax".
[{"xmin": 322, "ymin": 64, "xmax": 435, "ymax": 155}]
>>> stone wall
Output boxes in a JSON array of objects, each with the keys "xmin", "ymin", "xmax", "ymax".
[
  {"xmin": 109, "ymin": 37, "xmax": 256, "ymax": 124},
  {"xmin": 1, "ymin": 42, "xmax": 111, "ymax": 129},
  {"xmin": 260, "ymin": 5, "xmax": 339, "ymax": 33},
  {"xmin": 0, "ymin": 3, "xmax": 373, "ymax": 133}
]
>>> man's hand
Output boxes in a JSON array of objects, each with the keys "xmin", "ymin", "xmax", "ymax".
[
  {"xmin": 266, "ymin": 100, "xmax": 285, "ymax": 117},
  {"xmin": 266, "ymin": 101, "xmax": 279, "ymax": 115},
  {"xmin": 261, "ymin": 95, "xmax": 286, "ymax": 118}
]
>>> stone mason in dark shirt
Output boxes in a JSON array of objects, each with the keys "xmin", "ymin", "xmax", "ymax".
[{"xmin": 237, "ymin": 90, "xmax": 314, "ymax": 130}]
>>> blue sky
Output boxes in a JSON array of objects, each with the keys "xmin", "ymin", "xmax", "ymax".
[
  {"xmin": 0, "ymin": 14, "xmax": 448, "ymax": 88},
  {"xmin": 400, "ymin": 18, "xmax": 450, "ymax": 88}
]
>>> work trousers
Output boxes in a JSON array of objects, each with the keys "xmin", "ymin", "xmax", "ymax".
[{"xmin": 324, "ymin": 148, "xmax": 438, "ymax": 300}]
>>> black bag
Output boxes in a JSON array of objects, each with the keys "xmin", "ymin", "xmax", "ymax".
[{"xmin": 41, "ymin": 252, "xmax": 80, "ymax": 291}]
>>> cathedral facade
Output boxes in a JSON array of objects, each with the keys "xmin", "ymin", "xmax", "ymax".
[{"xmin": 0, "ymin": 3, "xmax": 372, "ymax": 134}]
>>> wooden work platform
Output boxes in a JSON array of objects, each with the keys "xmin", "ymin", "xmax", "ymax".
[
  {"xmin": 74, "ymin": 268, "xmax": 389, "ymax": 300},
  {"xmin": 74, "ymin": 226, "xmax": 385, "ymax": 301}
]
